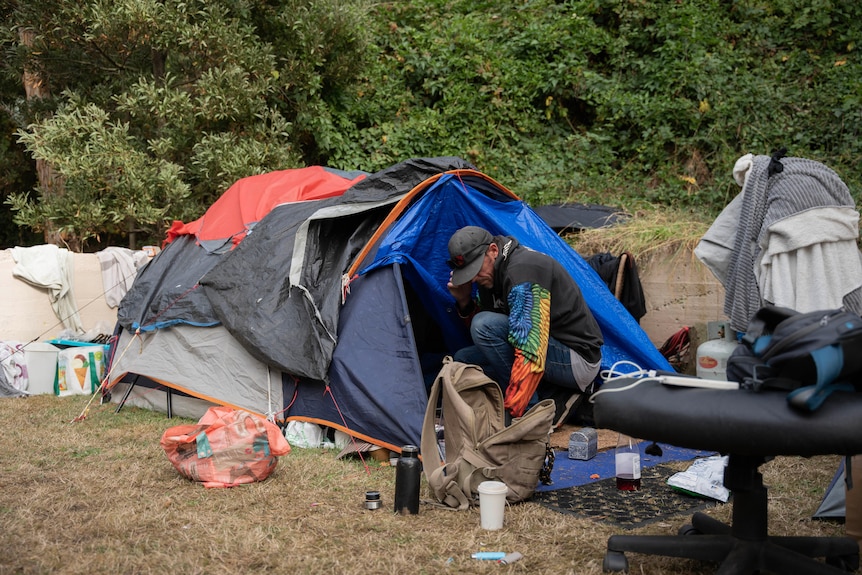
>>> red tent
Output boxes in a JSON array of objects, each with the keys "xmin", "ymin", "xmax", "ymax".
[{"xmin": 164, "ymin": 167, "xmax": 365, "ymax": 251}]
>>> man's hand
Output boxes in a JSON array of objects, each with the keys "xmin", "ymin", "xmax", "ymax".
[{"xmin": 447, "ymin": 271, "xmax": 473, "ymax": 310}]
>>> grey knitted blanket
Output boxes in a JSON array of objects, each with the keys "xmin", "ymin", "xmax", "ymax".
[{"xmin": 723, "ymin": 155, "xmax": 862, "ymax": 332}]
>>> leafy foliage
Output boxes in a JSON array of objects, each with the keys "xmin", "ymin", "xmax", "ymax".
[
  {"xmin": 1, "ymin": 0, "xmax": 362, "ymax": 248},
  {"xmin": 10, "ymin": 97, "xmax": 191, "ymax": 246},
  {"xmin": 0, "ymin": 0, "xmax": 860, "ymax": 248},
  {"xmin": 328, "ymin": 0, "xmax": 862, "ymax": 213}
]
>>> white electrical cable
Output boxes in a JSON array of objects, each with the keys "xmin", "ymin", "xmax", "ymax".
[{"xmin": 590, "ymin": 360, "xmax": 661, "ymax": 403}]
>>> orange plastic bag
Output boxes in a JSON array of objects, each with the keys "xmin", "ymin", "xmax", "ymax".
[{"xmin": 160, "ymin": 406, "xmax": 290, "ymax": 488}]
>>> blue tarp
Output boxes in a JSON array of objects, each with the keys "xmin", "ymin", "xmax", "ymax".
[
  {"xmin": 286, "ymin": 170, "xmax": 670, "ymax": 449},
  {"xmin": 360, "ymin": 173, "xmax": 666, "ymax": 371}
]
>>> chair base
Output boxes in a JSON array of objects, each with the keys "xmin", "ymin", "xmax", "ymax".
[
  {"xmin": 603, "ymin": 511, "xmax": 860, "ymax": 574},
  {"xmin": 602, "ymin": 454, "xmax": 860, "ymax": 574},
  {"xmin": 590, "ymin": 380, "xmax": 862, "ymax": 574}
]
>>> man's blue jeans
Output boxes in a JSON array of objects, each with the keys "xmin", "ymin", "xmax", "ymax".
[{"xmin": 452, "ymin": 311, "xmax": 581, "ymax": 394}]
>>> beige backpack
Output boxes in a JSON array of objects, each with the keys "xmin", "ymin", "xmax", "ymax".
[{"xmin": 420, "ymin": 358, "xmax": 555, "ymax": 510}]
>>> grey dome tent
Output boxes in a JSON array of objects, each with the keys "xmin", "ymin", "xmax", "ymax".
[{"xmin": 109, "ymin": 157, "xmax": 671, "ymax": 452}]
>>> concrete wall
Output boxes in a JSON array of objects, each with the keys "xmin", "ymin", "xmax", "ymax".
[
  {"xmin": 638, "ymin": 250, "xmax": 726, "ymax": 345},
  {"xmin": 0, "ymin": 248, "xmax": 117, "ymax": 343},
  {"xmin": 634, "ymin": 249, "xmax": 728, "ymax": 373}
]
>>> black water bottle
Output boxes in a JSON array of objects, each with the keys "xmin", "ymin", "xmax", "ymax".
[{"xmin": 394, "ymin": 444, "xmax": 421, "ymax": 515}]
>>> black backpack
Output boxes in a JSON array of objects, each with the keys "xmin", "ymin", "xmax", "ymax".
[{"xmin": 726, "ymin": 306, "xmax": 862, "ymax": 411}]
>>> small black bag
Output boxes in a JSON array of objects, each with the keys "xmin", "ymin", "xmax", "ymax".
[{"xmin": 726, "ymin": 306, "xmax": 862, "ymax": 411}]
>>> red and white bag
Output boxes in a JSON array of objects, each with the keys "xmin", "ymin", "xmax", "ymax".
[{"xmin": 161, "ymin": 406, "xmax": 290, "ymax": 488}]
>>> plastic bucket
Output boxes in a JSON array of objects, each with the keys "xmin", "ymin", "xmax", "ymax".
[{"xmin": 23, "ymin": 342, "xmax": 60, "ymax": 395}]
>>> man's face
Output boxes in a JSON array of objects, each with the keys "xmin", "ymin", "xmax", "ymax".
[{"xmin": 473, "ymin": 245, "xmax": 497, "ymax": 288}]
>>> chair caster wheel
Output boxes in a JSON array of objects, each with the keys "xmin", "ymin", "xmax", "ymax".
[
  {"xmin": 826, "ymin": 552, "xmax": 860, "ymax": 572},
  {"xmin": 678, "ymin": 523, "xmax": 701, "ymax": 536},
  {"xmin": 602, "ymin": 550, "xmax": 628, "ymax": 573}
]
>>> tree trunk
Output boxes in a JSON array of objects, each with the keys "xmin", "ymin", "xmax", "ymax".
[{"xmin": 19, "ymin": 28, "xmax": 80, "ymax": 251}]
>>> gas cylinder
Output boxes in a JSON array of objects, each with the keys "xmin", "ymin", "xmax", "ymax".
[{"xmin": 696, "ymin": 321, "xmax": 738, "ymax": 380}]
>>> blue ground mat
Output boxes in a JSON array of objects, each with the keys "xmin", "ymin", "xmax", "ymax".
[{"xmin": 536, "ymin": 443, "xmax": 715, "ymax": 493}]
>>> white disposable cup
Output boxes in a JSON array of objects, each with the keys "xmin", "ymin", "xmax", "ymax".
[{"xmin": 477, "ymin": 481, "xmax": 508, "ymax": 530}]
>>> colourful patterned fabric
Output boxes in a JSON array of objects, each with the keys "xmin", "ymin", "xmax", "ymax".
[
  {"xmin": 504, "ymin": 282, "xmax": 551, "ymax": 416},
  {"xmin": 161, "ymin": 406, "xmax": 290, "ymax": 488}
]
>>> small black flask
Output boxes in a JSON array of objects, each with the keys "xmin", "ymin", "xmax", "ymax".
[{"xmin": 394, "ymin": 444, "xmax": 421, "ymax": 515}]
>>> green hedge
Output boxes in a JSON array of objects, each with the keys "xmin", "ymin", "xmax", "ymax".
[{"xmin": 326, "ymin": 0, "xmax": 862, "ymax": 216}]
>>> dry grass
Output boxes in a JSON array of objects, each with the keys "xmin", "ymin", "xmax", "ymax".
[
  {"xmin": 569, "ymin": 210, "xmax": 711, "ymax": 264},
  {"xmin": 0, "ymin": 395, "xmax": 852, "ymax": 575}
]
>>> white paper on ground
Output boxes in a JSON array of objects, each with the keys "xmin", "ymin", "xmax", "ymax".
[{"xmin": 666, "ymin": 455, "xmax": 730, "ymax": 502}]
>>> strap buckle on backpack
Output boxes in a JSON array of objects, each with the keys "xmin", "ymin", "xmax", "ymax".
[
  {"xmin": 539, "ymin": 443, "xmax": 554, "ymax": 485},
  {"xmin": 428, "ymin": 461, "xmax": 471, "ymax": 510}
]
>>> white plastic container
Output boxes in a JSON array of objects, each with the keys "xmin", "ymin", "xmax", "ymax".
[
  {"xmin": 696, "ymin": 321, "xmax": 738, "ymax": 380},
  {"xmin": 23, "ymin": 342, "xmax": 60, "ymax": 395},
  {"xmin": 477, "ymin": 481, "xmax": 508, "ymax": 530}
]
